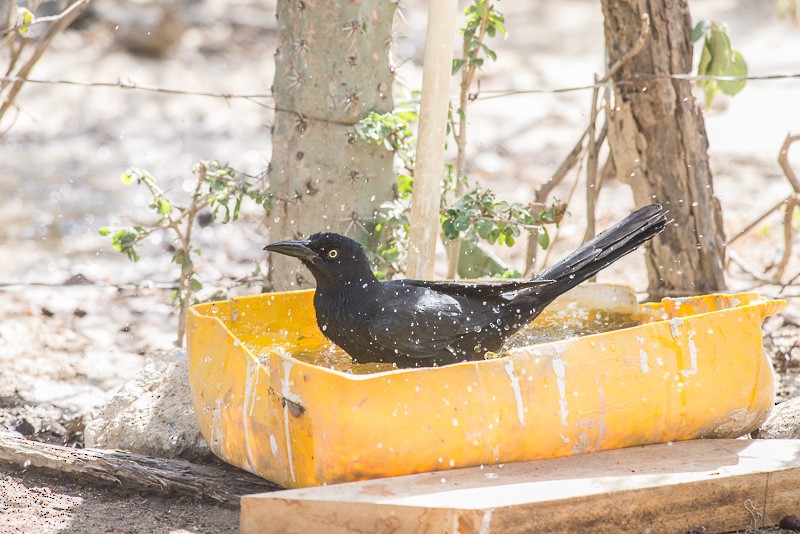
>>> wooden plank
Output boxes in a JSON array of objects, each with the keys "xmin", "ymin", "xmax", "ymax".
[{"xmin": 240, "ymin": 439, "xmax": 800, "ymax": 533}]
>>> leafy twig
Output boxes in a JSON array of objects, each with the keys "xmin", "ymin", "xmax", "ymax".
[
  {"xmin": 100, "ymin": 162, "xmax": 272, "ymax": 346},
  {"xmin": 0, "ymin": 0, "xmax": 91, "ymax": 130},
  {"xmin": 692, "ymin": 19, "xmax": 748, "ymax": 107},
  {"xmin": 446, "ymin": 0, "xmax": 506, "ymax": 278}
]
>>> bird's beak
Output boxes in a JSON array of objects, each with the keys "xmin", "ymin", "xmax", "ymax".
[{"xmin": 263, "ymin": 239, "xmax": 318, "ymax": 262}]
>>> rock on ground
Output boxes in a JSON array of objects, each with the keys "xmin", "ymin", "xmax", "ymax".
[
  {"xmin": 756, "ymin": 397, "xmax": 800, "ymax": 439},
  {"xmin": 84, "ymin": 349, "xmax": 215, "ymax": 462}
]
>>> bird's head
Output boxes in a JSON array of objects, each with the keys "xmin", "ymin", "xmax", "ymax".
[{"xmin": 264, "ymin": 232, "xmax": 377, "ymax": 289}]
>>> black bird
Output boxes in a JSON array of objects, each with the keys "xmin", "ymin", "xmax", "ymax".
[{"xmin": 265, "ymin": 204, "xmax": 666, "ymax": 368}]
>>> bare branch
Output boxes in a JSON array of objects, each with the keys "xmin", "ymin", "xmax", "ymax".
[
  {"xmin": 775, "ymin": 194, "xmax": 799, "ymax": 281},
  {"xmin": 0, "ymin": 0, "xmax": 91, "ymax": 121},
  {"xmin": 778, "ymin": 132, "xmax": 800, "ymax": 193},
  {"xmin": 727, "ymin": 195, "xmax": 790, "ymax": 246}
]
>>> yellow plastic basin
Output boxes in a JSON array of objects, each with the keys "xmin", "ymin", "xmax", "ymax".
[{"xmin": 186, "ymin": 288, "xmax": 784, "ymax": 489}]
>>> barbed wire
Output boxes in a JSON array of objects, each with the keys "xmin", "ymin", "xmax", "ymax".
[
  {"xmin": 474, "ymin": 72, "xmax": 800, "ymax": 99},
  {"xmin": 0, "ymin": 75, "xmax": 274, "ymax": 107},
  {"xmin": 2, "ymin": 72, "xmax": 799, "ymax": 107}
]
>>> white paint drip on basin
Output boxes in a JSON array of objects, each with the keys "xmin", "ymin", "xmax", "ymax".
[
  {"xmin": 283, "ymin": 403, "xmax": 295, "ymax": 483},
  {"xmin": 637, "ymin": 336, "xmax": 649, "ymax": 373},
  {"xmin": 243, "ymin": 357, "xmax": 259, "ymax": 472},
  {"xmin": 504, "ymin": 359, "xmax": 525, "ymax": 425},
  {"xmin": 669, "ymin": 317, "xmax": 684, "ymax": 339},
  {"xmin": 552, "ymin": 357, "xmax": 569, "ymax": 426},
  {"xmin": 681, "ymin": 329, "xmax": 698, "ymax": 376},
  {"xmin": 282, "ymin": 359, "xmax": 297, "ymax": 483}
]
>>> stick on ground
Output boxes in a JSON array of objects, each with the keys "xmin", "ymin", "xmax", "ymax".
[{"xmin": 0, "ymin": 432, "xmax": 279, "ymax": 507}]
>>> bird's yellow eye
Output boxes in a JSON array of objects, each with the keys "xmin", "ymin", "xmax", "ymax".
[{"xmin": 328, "ymin": 249, "xmax": 338, "ymax": 259}]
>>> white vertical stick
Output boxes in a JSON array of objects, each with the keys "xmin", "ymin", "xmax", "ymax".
[{"xmin": 405, "ymin": 0, "xmax": 459, "ymax": 279}]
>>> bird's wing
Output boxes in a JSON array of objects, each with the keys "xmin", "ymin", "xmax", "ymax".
[
  {"xmin": 399, "ymin": 278, "xmax": 554, "ymax": 299},
  {"xmin": 366, "ymin": 285, "xmax": 482, "ymax": 359}
]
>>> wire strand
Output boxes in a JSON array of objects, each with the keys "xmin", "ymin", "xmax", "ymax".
[{"xmin": 2, "ymin": 72, "xmax": 799, "ymax": 105}]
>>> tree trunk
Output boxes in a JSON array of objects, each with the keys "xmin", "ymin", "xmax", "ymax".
[
  {"xmin": 601, "ymin": 0, "xmax": 726, "ymax": 298},
  {"xmin": 267, "ymin": 0, "xmax": 396, "ymax": 290}
]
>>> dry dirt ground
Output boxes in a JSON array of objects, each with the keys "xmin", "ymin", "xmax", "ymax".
[{"xmin": 1, "ymin": 0, "xmax": 800, "ymax": 532}]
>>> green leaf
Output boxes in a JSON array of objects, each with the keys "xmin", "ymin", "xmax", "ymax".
[
  {"xmin": 120, "ymin": 172, "xmax": 133, "ymax": 185},
  {"xmin": 16, "ymin": 7, "xmax": 34, "ymax": 35},
  {"xmin": 190, "ymin": 277, "xmax": 203, "ymax": 292},
  {"xmin": 156, "ymin": 197, "xmax": 171, "ymax": 215},
  {"xmin": 98, "ymin": 226, "xmax": 112, "ymax": 236},
  {"xmin": 718, "ymin": 50, "xmax": 747, "ymax": 96},
  {"xmin": 538, "ymin": 227, "xmax": 550, "ymax": 249},
  {"xmin": 442, "ymin": 219, "xmax": 459, "ymax": 240},
  {"xmin": 691, "ymin": 20, "xmax": 710, "ymax": 43},
  {"xmin": 707, "ymin": 27, "xmax": 732, "ymax": 76},
  {"xmin": 396, "ymin": 110, "xmax": 418, "ymax": 123},
  {"xmin": 453, "ymin": 214, "xmax": 470, "ymax": 231},
  {"xmin": 475, "ymin": 220, "xmax": 493, "ymax": 239},
  {"xmin": 126, "ymin": 248, "xmax": 140, "ymax": 262},
  {"xmin": 481, "ymin": 44, "xmax": 497, "ymax": 61},
  {"xmin": 173, "ymin": 249, "xmax": 192, "ymax": 270},
  {"xmin": 696, "ymin": 41, "xmax": 712, "ymax": 84},
  {"xmin": 113, "ymin": 229, "xmax": 137, "ymax": 247},
  {"xmin": 452, "ymin": 59, "xmax": 465, "ymax": 75}
]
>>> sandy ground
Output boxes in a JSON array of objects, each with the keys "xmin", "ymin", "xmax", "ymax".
[
  {"xmin": 1, "ymin": 0, "xmax": 799, "ymax": 532},
  {"xmin": 1, "ymin": 466, "xmax": 240, "ymax": 533}
]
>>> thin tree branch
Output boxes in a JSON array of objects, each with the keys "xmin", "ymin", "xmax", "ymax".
[
  {"xmin": 523, "ymin": 14, "xmax": 649, "ymax": 277},
  {"xmin": 775, "ymin": 194, "xmax": 799, "ymax": 281},
  {"xmin": 727, "ymin": 195, "xmax": 790, "ymax": 246},
  {"xmin": 0, "ymin": 0, "xmax": 89, "ymax": 37},
  {"xmin": 0, "ymin": 0, "xmax": 91, "ymax": 121},
  {"xmin": 583, "ymin": 76, "xmax": 603, "ymax": 246},
  {"xmin": 778, "ymin": 132, "xmax": 800, "ymax": 193}
]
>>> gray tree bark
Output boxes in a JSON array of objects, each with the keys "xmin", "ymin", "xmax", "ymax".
[
  {"xmin": 601, "ymin": 0, "xmax": 727, "ymax": 298},
  {"xmin": 267, "ymin": 0, "xmax": 397, "ymax": 290}
]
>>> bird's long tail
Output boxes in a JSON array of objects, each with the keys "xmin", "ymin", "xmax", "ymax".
[{"xmin": 533, "ymin": 203, "xmax": 667, "ymax": 302}]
